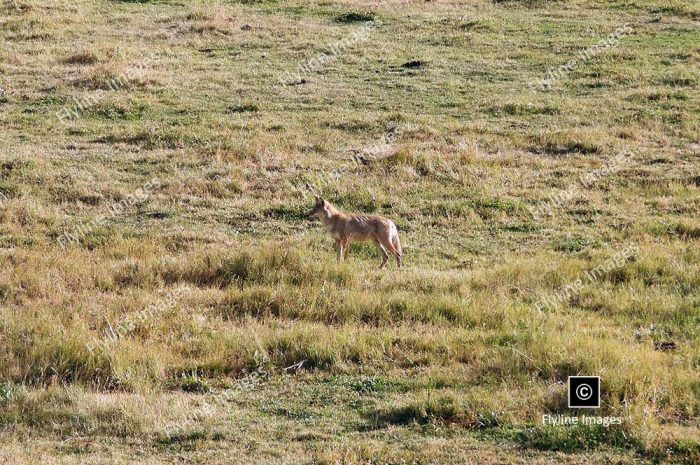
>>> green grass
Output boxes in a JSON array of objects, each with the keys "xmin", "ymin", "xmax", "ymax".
[{"xmin": 0, "ymin": 0, "xmax": 699, "ymax": 463}]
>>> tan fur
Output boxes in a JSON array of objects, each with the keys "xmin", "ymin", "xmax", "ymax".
[{"xmin": 308, "ymin": 197, "xmax": 402, "ymax": 268}]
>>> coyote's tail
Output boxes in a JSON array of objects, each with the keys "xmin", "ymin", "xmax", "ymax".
[
  {"xmin": 393, "ymin": 235, "xmax": 402, "ymax": 256},
  {"xmin": 391, "ymin": 224, "xmax": 402, "ymax": 257}
]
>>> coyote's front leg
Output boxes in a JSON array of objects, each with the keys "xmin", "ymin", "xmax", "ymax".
[
  {"xmin": 335, "ymin": 239, "xmax": 344, "ymax": 261},
  {"xmin": 342, "ymin": 239, "xmax": 350, "ymax": 260}
]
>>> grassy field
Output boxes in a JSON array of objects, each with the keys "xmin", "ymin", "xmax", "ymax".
[{"xmin": 1, "ymin": 0, "xmax": 699, "ymax": 463}]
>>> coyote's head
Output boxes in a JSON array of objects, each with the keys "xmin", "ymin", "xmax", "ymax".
[{"xmin": 307, "ymin": 196, "xmax": 329, "ymax": 219}]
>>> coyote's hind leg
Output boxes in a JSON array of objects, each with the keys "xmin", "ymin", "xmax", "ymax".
[
  {"xmin": 379, "ymin": 235, "xmax": 401, "ymax": 268},
  {"xmin": 373, "ymin": 239, "xmax": 389, "ymax": 268}
]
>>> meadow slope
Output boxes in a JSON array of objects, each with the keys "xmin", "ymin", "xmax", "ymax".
[{"xmin": 0, "ymin": 0, "xmax": 699, "ymax": 463}]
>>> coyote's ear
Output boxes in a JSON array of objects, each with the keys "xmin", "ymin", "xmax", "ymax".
[{"xmin": 314, "ymin": 195, "xmax": 322, "ymax": 204}]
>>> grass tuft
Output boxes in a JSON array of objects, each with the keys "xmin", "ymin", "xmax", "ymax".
[{"xmin": 335, "ymin": 12, "xmax": 374, "ymax": 23}]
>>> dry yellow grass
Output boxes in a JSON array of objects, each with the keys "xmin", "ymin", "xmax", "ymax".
[{"xmin": 0, "ymin": 0, "xmax": 699, "ymax": 463}]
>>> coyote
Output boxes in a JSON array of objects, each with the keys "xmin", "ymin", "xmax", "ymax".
[{"xmin": 307, "ymin": 197, "xmax": 402, "ymax": 268}]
